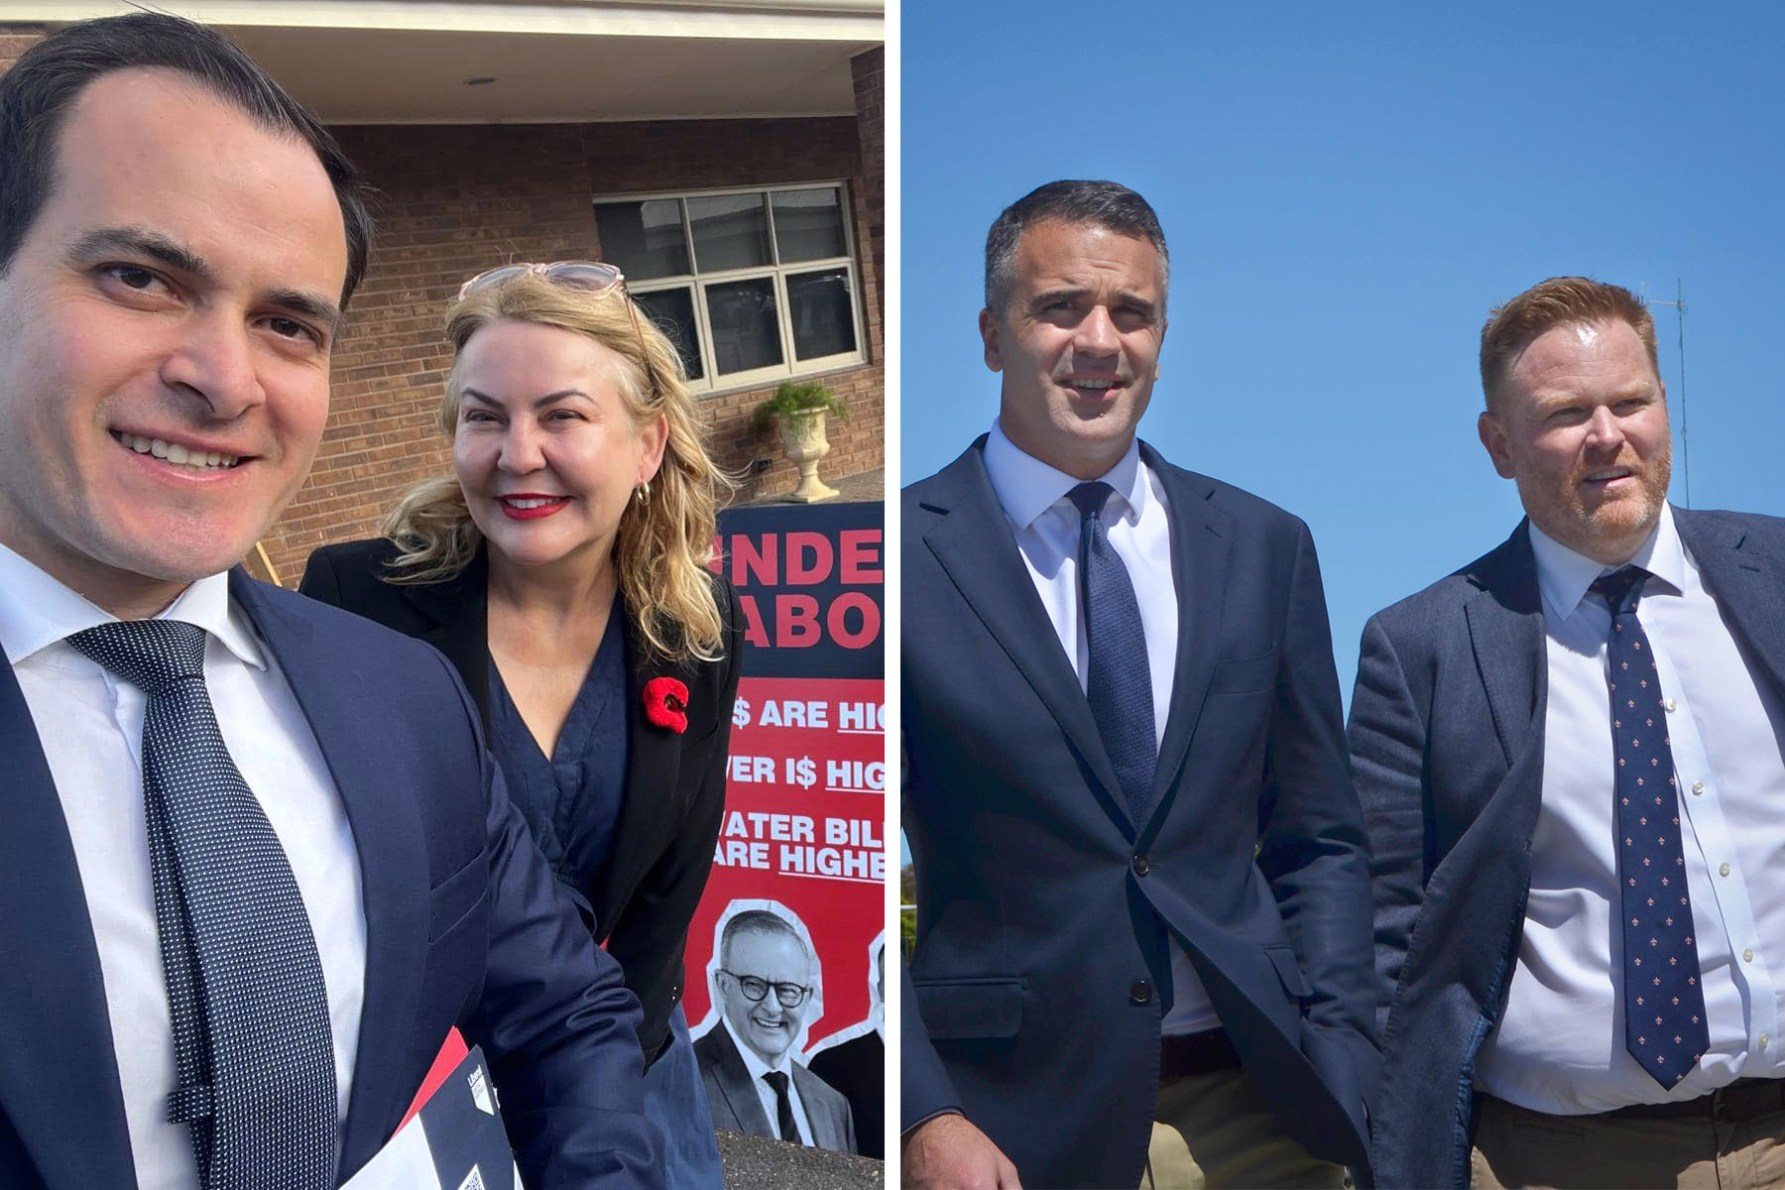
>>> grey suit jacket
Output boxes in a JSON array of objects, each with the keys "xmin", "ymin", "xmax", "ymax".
[
  {"xmin": 1350, "ymin": 507, "xmax": 1785, "ymax": 1187},
  {"xmin": 693, "ymin": 1021, "xmax": 856, "ymax": 1154}
]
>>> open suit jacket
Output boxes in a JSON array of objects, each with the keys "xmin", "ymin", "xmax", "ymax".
[
  {"xmin": 1348, "ymin": 508, "xmax": 1785, "ymax": 1188},
  {"xmin": 0, "ymin": 570, "xmax": 656, "ymax": 1190},
  {"xmin": 901, "ymin": 438, "xmax": 1377, "ymax": 1188},
  {"xmin": 300, "ymin": 538, "xmax": 744, "ymax": 1063},
  {"xmin": 692, "ymin": 1022, "xmax": 856, "ymax": 1152}
]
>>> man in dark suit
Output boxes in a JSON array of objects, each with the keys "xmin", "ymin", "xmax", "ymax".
[
  {"xmin": 809, "ymin": 934, "xmax": 885, "ymax": 1159},
  {"xmin": 0, "ymin": 16, "xmax": 653, "ymax": 1189},
  {"xmin": 695, "ymin": 909, "xmax": 856, "ymax": 1152},
  {"xmin": 1352, "ymin": 276, "xmax": 1785, "ymax": 1187},
  {"xmin": 901, "ymin": 179, "xmax": 1376, "ymax": 1188}
]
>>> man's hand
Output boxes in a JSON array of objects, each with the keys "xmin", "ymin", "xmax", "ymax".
[{"xmin": 902, "ymin": 1112, "xmax": 1022, "ymax": 1189}]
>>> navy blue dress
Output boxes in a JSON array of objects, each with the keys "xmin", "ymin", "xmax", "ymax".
[{"xmin": 488, "ymin": 602, "xmax": 723, "ymax": 1187}]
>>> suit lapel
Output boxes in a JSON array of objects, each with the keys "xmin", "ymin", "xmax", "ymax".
[
  {"xmin": 711, "ymin": 1027, "xmax": 775, "ymax": 1136},
  {"xmin": 603, "ymin": 611, "xmax": 687, "ymax": 920},
  {"xmin": 1462, "ymin": 524, "xmax": 1547, "ymax": 767},
  {"xmin": 919, "ymin": 444, "xmax": 1127, "ymax": 827},
  {"xmin": 1142, "ymin": 447, "xmax": 1231, "ymax": 832},
  {"xmin": 231, "ymin": 572, "xmax": 431, "ymax": 1172},
  {"xmin": 1677, "ymin": 509, "xmax": 1785, "ymax": 701},
  {"xmin": 0, "ymin": 661, "xmax": 136, "ymax": 1187},
  {"xmin": 392, "ymin": 551, "xmax": 492, "ymax": 729}
]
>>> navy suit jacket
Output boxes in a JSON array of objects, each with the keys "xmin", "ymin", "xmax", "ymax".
[
  {"xmin": 299, "ymin": 538, "xmax": 744, "ymax": 1064},
  {"xmin": 0, "ymin": 570, "xmax": 657, "ymax": 1189},
  {"xmin": 1349, "ymin": 508, "xmax": 1785, "ymax": 1188},
  {"xmin": 902, "ymin": 438, "xmax": 1377, "ymax": 1187}
]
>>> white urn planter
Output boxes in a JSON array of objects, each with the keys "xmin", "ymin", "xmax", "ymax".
[{"xmin": 780, "ymin": 409, "xmax": 840, "ymax": 503}]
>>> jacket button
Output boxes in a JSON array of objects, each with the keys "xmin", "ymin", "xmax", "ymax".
[
  {"xmin": 1132, "ymin": 855, "xmax": 1150, "ymax": 876},
  {"xmin": 1130, "ymin": 980, "xmax": 1153, "ymax": 1005}
]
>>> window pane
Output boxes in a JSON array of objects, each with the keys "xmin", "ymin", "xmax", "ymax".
[
  {"xmin": 688, "ymin": 194, "xmax": 772, "ymax": 272},
  {"xmin": 593, "ymin": 199, "xmax": 689, "ymax": 281},
  {"xmin": 705, "ymin": 278, "xmax": 784, "ymax": 374},
  {"xmin": 787, "ymin": 268, "xmax": 857, "ymax": 360},
  {"xmin": 771, "ymin": 187, "xmax": 848, "ymax": 263},
  {"xmin": 635, "ymin": 287, "xmax": 704, "ymax": 381}
]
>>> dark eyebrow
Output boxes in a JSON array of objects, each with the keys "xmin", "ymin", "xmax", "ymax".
[
  {"xmin": 460, "ymin": 388, "xmax": 591, "ymax": 409},
  {"xmin": 68, "ymin": 225, "xmax": 343, "ymax": 338}
]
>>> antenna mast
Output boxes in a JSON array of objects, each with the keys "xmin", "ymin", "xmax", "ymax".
[{"xmin": 1650, "ymin": 280, "xmax": 1689, "ymax": 507}]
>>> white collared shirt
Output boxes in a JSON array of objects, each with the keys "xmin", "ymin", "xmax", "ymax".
[
  {"xmin": 0, "ymin": 545, "xmax": 367, "ymax": 1189},
  {"xmin": 1476, "ymin": 506, "xmax": 1785, "ymax": 1112},
  {"xmin": 981, "ymin": 422, "xmax": 1217, "ymax": 1035},
  {"xmin": 723, "ymin": 1016, "xmax": 815, "ymax": 1144}
]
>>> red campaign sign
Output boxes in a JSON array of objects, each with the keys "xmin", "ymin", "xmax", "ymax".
[{"xmin": 682, "ymin": 674, "xmax": 886, "ymax": 1042}]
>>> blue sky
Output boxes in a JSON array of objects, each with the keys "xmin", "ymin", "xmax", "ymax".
[{"xmin": 900, "ymin": 1, "xmax": 1785, "ymax": 698}]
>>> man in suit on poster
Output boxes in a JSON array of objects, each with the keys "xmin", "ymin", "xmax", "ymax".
[
  {"xmin": 809, "ymin": 933, "xmax": 886, "ymax": 1159},
  {"xmin": 900, "ymin": 179, "xmax": 1376, "ymax": 1188},
  {"xmin": 696, "ymin": 907, "xmax": 857, "ymax": 1152},
  {"xmin": 1352, "ymin": 276, "xmax": 1785, "ymax": 1187},
  {"xmin": 0, "ymin": 15, "xmax": 653, "ymax": 1189}
]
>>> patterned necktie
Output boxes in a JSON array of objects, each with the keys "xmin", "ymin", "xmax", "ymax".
[
  {"xmin": 1068, "ymin": 481, "xmax": 1157, "ymax": 822},
  {"xmin": 761, "ymin": 1070, "xmax": 805, "ymax": 1145},
  {"xmin": 68, "ymin": 621, "xmax": 338, "ymax": 1190},
  {"xmin": 1591, "ymin": 567, "xmax": 1708, "ymax": 1090}
]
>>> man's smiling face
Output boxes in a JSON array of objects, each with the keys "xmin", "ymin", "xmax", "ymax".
[
  {"xmin": 718, "ymin": 928, "xmax": 811, "ymax": 1065},
  {"xmin": 0, "ymin": 68, "xmax": 346, "ymax": 617},
  {"xmin": 981, "ymin": 218, "xmax": 1167, "ymax": 480}
]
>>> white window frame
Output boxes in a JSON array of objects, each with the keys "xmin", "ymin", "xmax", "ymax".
[{"xmin": 593, "ymin": 181, "xmax": 868, "ymax": 396}]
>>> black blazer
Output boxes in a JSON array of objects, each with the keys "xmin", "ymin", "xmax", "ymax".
[{"xmin": 301, "ymin": 538, "xmax": 744, "ymax": 1061}]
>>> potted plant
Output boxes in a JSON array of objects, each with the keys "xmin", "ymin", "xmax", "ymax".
[{"xmin": 753, "ymin": 380, "xmax": 847, "ymax": 502}]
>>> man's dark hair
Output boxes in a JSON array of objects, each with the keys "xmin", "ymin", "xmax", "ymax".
[
  {"xmin": 984, "ymin": 179, "xmax": 1169, "ymax": 316},
  {"xmin": 0, "ymin": 12, "xmax": 373, "ymax": 307}
]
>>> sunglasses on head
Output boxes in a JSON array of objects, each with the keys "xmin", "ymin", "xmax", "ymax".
[{"xmin": 457, "ymin": 261, "xmax": 658, "ymax": 396}]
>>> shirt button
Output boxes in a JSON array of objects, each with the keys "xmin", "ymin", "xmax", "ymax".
[
  {"xmin": 1762, "ymin": 1035, "xmax": 1772, "ymax": 1051},
  {"xmin": 1721, "ymin": 863, "xmax": 1732, "ymax": 877},
  {"xmin": 1692, "ymin": 781, "xmax": 1706, "ymax": 796},
  {"xmin": 1744, "ymin": 948, "xmax": 1755, "ymax": 963},
  {"xmin": 1130, "ymin": 980, "xmax": 1153, "ymax": 1005},
  {"xmin": 1132, "ymin": 855, "xmax": 1150, "ymax": 877},
  {"xmin": 1664, "ymin": 698, "xmax": 1677, "ymax": 713}
]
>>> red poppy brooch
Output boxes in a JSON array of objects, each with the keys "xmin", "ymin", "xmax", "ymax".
[{"xmin": 643, "ymin": 676, "xmax": 690, "ymax": 734}]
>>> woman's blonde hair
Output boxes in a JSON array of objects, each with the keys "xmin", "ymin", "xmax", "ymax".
[{"xmin": 383, "ymin": 270, "xmax": 730, "ymax": 663}]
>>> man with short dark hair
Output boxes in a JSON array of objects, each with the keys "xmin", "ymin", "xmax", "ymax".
[
  {"xmin": 0, "ymin": 14, "xmax": 654, "ymax": 1188},
  {"xmin": 901, "ymin": 179, "xmax": 1376, "ymax": 1188},
  {"xmin": 1354, "ymin": 276, "xmax": 1785, "ymax": 1186},
  {"xmin": 696, "ymin": 909, "xmax": 856, "ymax": 1152}
]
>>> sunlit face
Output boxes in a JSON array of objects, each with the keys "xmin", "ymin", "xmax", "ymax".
[
  {"xmin": 981, "ymin": 219, "xmax": 1167, "ymax": 480},
  {"xmin": 717, "ymin": 929, "xmax": 811, "ymax": 1064},
  {"xmin": 452, "ymin": 318, "xmax": 667, "ymax": 578},
  {"xmin": 0, "ymin": 69, "xmax": 346, "ymax": 617},
  {"xmin": 1479, "ymin": 318, "xmax": 1671, "ymax": 566}
]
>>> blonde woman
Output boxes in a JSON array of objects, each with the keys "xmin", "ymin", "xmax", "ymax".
[{"xmin": 303, "ymin": 264, "xmax": 742, "ymax": 1184}]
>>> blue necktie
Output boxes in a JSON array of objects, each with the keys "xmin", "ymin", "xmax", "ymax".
[
  {"xmin": 69, "ymin": 621, "xmax": 338, "ymax": 1190},
  {"xmin": 1069, "ymin": 482, "xmax": 1157, "ymax": 821},
  {"xmin": 1592, "ymin": 567, "xmax": 1708, "ymax": 1090}
]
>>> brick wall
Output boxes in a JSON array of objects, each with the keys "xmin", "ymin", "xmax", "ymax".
[{"xmin": 272, "ymin": 113, "xmax": 886, "ymax": 584}]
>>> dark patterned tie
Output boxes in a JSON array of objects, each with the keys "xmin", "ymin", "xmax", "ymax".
[
  {"xmin": 68, "ymin": 621, "xmax": 338, "ymax": 1190},
  {"xmin": 761, "ymin": 1070, "xmax": 805, "ymax": 1145},
  {"xmin": 1068, "ymin": 482, "xmax": 1157, "ymax": 822},
  {"xmin": 1591, "ymin": 567, "xmax": 1708, "ymax": 1090}
]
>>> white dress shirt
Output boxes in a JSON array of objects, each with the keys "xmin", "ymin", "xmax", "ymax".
[
  {"xmin": 0, "ymin": 545, "xmax": 367, "ymax": 1189},
  {"xmin": 982, "ymin": 422, "xmax": 1218, "ymax": 1035},
  {"xmin": 724, "ymin": 1017, "xmax": 815, "ymax": 1144},
  {"xmin": 1476, "ymin": 506, "xmax": 1785, "ymax": 1112}
]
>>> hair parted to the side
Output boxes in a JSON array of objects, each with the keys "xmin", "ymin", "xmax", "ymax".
[
  {"xmin": 382, "ymin": 271, "xmax": 731, "ymax": 664},
  {"xmin": 1479, "ymin": 277, "xmax": 1659, "ymax": 412},
  {"xmin": 984, "ymin": 179, "xmax": 1170, "ymax": 317},
  {"xmin": 0, "ymin": 12, "xmax": 373, "ymax": 307}
]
